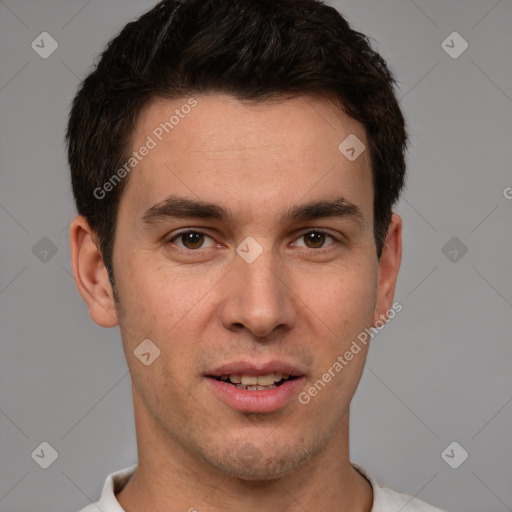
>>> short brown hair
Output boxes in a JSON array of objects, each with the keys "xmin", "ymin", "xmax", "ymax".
[{"xmin": 66, "ymin": 0, "xmax": 407, "ymax": 283}]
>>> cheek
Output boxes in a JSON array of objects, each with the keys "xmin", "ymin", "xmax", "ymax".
[
  {"xmin": 114, "ymin": 254, "xmax": 222, "ymax": 367},
  {"xmin": 115, "ymin": 254, "xmax": 189, "ymax": 325},
  {"xmin": 299, "ymin": 266, "xmax": 377, "ymax": 408},
  {"xmin": 295, "ymin": 260, "xmax": 378, "ymax": 342}
]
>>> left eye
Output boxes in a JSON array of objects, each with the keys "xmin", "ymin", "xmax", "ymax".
[
  {"xmin": 294, "ymin": 231, "xmax": 337, "ymax": 249},
  {"xmin": 170, "ymin": 231, "xmax": 215, "ymax": 250}
]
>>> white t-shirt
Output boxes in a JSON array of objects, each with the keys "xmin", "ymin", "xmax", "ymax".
[{"xmin": 78, "ymin": 463, "xmax": 449, "ymax": 512}]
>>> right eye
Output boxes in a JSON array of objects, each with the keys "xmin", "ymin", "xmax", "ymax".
[{"xmin": 168, "ymin": 230, "xmax": 216, "ymax": 251}]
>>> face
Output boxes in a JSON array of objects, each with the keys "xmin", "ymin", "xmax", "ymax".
[{"xmin": 82, "ymin": 93, "xmax": 401, "ymax": 480}]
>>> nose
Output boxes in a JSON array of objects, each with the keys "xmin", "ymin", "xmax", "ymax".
[{"xmin": 219, "ymin": 245, "xmax": 298, "ymax": 339}]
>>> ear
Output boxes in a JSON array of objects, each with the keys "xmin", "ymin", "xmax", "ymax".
[
  {"xmin": 372, "ymin": 212, "xmax": 402, "ymax": 326},
  {"xmin": 69, "ymin": 215, "xmax": 119, "ymax": 328}
]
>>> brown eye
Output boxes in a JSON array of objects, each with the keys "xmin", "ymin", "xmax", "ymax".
[
  {"xmin": 293, "ymin": 230, "xmax": 339, "ymax": 251},
  {"xmin": 181, "ymin": 232, "xmax": 205, "ymax": 249},
  {"xmin": 169, "ymin": 230, "xmax": 215, "ymax": 250},
  {"xmin": 303, "ymin": 231, "xmax": 326, "ymax": 248}
]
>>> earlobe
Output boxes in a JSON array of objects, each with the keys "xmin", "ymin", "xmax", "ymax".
[
  {"xmin": 372, "ymin": 213, "xmax": 402, "ymax": 326},
  {"xmin": 69, "ymin": 215, "xmax": 119, "ymax": 328}
]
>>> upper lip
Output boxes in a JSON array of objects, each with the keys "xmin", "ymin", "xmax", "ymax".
[{"xmin": 206, "ymin": 360, "xmax": 305, "ymax": 377}]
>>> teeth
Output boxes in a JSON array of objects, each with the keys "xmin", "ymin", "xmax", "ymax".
[
  {"xmin": 225, "ymin": 373, "xmax": 290, "ymax": 387},
  {"xmin": 234, "ymin": 383, "xmax": 278, "ymax": 390},
  {"xmin": 237, "ymin": 373, "xmax": 289, "ymax": 386},
  {"xmin": 214, "ymin": 373, "xmax": 292, "ymax": 388},
  {"xmin": 240, "ymin": 375, "xmax": 258, "ymax": 386},
  {"xmin": 256, "ymin": 374, "xmax": 276, "ymax": 386}
]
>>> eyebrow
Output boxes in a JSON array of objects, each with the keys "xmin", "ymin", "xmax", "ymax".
[
  {"xmin": 279, "ymin": 197, "xmax": 364, "ymax": 225},
  {"xmin": 142, "ymin": 194, "xmax": 364, "ymax": 227}
]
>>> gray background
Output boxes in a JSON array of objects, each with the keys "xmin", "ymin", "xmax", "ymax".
[{"xmin": 0, "ymin": 0, "xmax": 511, "ymax": 511}]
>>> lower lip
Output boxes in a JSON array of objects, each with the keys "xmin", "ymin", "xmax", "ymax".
[{"xmin": 205, "ymin": 377, "xmax": 305, "ymax": 413}]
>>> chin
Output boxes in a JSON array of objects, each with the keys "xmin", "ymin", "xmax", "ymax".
[{"xmin": 205, "ymin": 439, "xmax": 314, "ymax": 481}]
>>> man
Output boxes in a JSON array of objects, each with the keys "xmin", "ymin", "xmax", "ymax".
[{"xmin": 67, "ymin": 0, "xmax": 449, "ymax": 510}]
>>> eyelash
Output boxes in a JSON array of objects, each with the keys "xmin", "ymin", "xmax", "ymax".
[{"xmin": 166, "ymin": 229, "xmax": 342, "ymax": 255}]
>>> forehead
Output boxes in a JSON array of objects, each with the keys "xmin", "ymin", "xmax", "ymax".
[{"xmin": 121, "ymin": 93, "xmax": 373, "ymax": 224}]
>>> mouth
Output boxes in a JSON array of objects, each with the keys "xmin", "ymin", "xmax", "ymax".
[{"xmin": 204, "ymin": 362, "xmax": 306, "ymax": 413}]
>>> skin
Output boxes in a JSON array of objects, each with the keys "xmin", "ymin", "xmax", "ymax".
[{"xmin": 70, "ymin": 93, "xmax": 402, "ymax": 512}]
